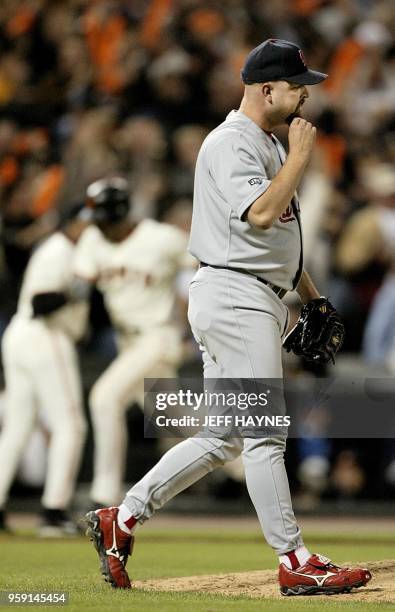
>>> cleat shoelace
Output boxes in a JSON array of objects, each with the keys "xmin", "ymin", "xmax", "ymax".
[{"xmin": 309, "ymin": 555, "xmax": 341, "ymax": 572}]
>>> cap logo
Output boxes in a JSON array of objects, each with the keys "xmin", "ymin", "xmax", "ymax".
[{"xmin": 299, "ymin": 49, "xmax": 307, "ymax": 67}]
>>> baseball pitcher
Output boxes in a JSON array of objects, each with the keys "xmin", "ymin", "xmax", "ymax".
[{"xmin": 84, "ymin": 40, "xmax": 371, "ymax": 595}]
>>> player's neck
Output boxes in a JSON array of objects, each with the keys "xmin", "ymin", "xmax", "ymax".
[
  {"xmin": 107, "ymin": 222, "xmax": 137, "ymax": 243},
  {"xmin": 62, "ymin": 227, "xmax": 79, "ymax": 244},
  {"xmin": 238, "ymin": 101, "xmax": 273, "ymax": 133}
]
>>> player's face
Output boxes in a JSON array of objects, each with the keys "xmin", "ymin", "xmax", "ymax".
[{"xmin": 270, "ymin": 81, "xmax": 309, "ymax": 126}]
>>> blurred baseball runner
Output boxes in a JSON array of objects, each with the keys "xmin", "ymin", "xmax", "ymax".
[
  {"xmin": 0, "ymin": 205, "xmax": 88, "ymax": 535},
  {"xmin": 85, "ymin": 40, "xmax": 370, "ymax": 595},
  {"xmin": 74, "ymin": 177, "xmax": 193, "ymax": 507}
]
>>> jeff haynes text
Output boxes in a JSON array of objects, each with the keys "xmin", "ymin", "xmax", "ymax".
[{"xmin": 155, "ymin": 415, "xmax": 291, "ymax": 427}]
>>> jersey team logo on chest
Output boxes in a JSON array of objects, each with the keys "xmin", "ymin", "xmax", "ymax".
[{"xmin": 279, "ymin": 204, "xmax": 296, "ymax": 223}]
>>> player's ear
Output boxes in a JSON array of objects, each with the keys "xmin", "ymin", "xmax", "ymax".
[{"xmin": 261, "ymin": 82, "xmax": 273, "ymax": 103}]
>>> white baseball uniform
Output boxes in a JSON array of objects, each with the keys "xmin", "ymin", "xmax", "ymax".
[
  {"xmin": 73, "ymin": 219, "xmax": 192, "ymax": 505},
  {"xmin": 121, "ymin": 109, "xmax": 305, "ymax": 556},
  {"xmin": 0, "ymin": 232, "xmax": 88, "ymax": 510}
]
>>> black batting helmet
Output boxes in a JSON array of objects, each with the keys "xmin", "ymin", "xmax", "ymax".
[{"xmin": 86, "ymin": 177, "xmax": 130, "ymax": 224}]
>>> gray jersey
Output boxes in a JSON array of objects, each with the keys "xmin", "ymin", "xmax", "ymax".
[{"xmin": 188, "ymin": 110, "xmax": 303, "ymax": 290}]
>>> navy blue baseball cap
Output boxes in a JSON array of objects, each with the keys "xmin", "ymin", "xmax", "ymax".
[{"xmin": 241, "ymin": 39, "xmax": 327, "ymax": 85}]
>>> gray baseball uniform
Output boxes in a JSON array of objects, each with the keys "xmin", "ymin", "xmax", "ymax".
[
  {"xmin": 121, "ymin": 110, "xmax": 304, "ymax": 555},
  {"xmin": 189, "ymin": 110, "xmax": 302, "ymax": 290}
]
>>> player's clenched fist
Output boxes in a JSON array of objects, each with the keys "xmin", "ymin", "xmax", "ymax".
[{"xmin": 288, "ymin": 118, "xmax": 316, "ymax": 165}]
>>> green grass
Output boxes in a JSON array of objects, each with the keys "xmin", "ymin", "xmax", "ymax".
[{"xmin": 0, "ymin": 527, "xmax": 394, "ymax": 611}]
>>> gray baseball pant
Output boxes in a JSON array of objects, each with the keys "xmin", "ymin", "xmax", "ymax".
[{"xmin": 122, "ymin": 267, "xmax": 303, "ymax": 555}]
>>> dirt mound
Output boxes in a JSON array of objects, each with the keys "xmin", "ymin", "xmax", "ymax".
[{"xmin": 135, "ymin": 559, "xmax": 395, "ymax": 602}]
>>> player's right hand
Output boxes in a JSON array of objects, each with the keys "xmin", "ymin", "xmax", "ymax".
[{"xmin": 288, "ymin": 118, "xmax": 316, "ymax": 165}]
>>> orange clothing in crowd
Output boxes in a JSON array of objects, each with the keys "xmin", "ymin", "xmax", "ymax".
[
  {"xmin": 140, "ymin": 0, "xmax": 173, "ymax": 49},
  {"xmin": 316, "ymin": 133, "xmax": 347, "ymax": 181},
  {"xmin": 292, "ymin": 0, "xmax": 324, "ymax": 16},
  {"xmin": 5, "ymin": 6, "xmax": 36, "ymax": 38},
  {"xmin": 31, "ymin": 165, "xmax": 65, "ymax": 217},
  {"xmin": 324, "ymin": 38, "xmax": 365, "ymax": 95},
  {"xmin": 0, "ymin": 156, "xmax": 19, "ymax": 187},
  {"xmin": 84, "ymin": 8, "xmax": 127, "ymax": 94}
]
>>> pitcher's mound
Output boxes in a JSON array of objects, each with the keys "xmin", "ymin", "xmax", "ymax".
[{"xmin": 135, "ymin": 559, "xmax": 395, "ymax": 602}]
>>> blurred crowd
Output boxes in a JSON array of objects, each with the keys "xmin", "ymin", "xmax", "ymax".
[{"xmin": 0, "ymin": 0, "xmax": 395, "ymax": 507}]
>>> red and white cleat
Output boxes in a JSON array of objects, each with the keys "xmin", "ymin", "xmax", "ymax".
[
  {"xmin": 279, "ymin": 553, "xmax": 372, "ymax": 596},
  {"xmin": 85, "ymin": 507, "xmax": 134, "ymax": 589}
]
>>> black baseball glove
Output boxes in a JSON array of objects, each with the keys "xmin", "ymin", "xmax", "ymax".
[{"xmin": 283, "ymin": 297, "xmax": 345, "ymax": 364}]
